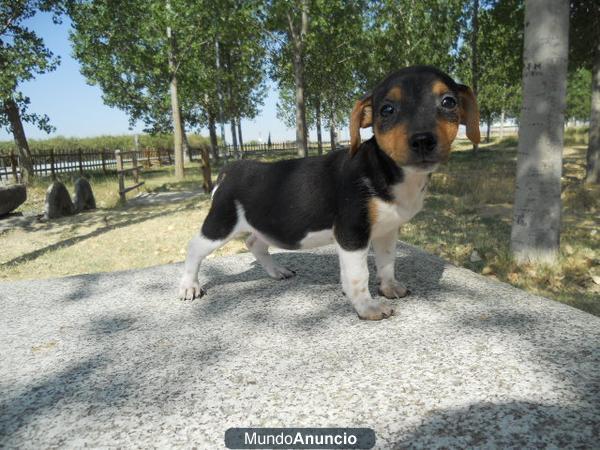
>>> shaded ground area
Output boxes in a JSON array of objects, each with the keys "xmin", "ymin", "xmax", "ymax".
[{"xmin": 1, "ymin": 245, "xmax": 598, "ymax": 448}]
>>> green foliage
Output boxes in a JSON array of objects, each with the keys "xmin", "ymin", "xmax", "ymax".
[
  {"xmin": 271, "ymin": 0, "xmax": 364, "ymax": 130},
  {"xmin": 569, "ymin": 0, "xmax": 600, "ymax": 71},
  {"xmin": 358, "ymin": 0, "xmax": 464, "ymax": 90},
  {"xmin": 0, "ymin": 0, "xmax": 64, "ymax": 133},
  {"xmin": 457, "ymin": 0, "xmax": 524, "ymax": 123},
  {"xmin": 566, "ymin": 67, "xmax": 592, "ymax": 122},
  {"xmin": 0, "ymin": 133, "xmax": 209, "ymax": 154},
  {"xmin": 68, "ymin": 0, "xmax": 267, "ymax": 134}
]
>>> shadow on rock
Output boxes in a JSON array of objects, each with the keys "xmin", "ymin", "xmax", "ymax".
[{"xmin": 392, "ymin": 401, "xmax": 599, "ymax": 449}]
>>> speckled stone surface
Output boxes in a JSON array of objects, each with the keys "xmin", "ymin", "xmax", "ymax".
[{"xmin": 1, "ymin": 243, "xmax": 598, "ymax": 449}]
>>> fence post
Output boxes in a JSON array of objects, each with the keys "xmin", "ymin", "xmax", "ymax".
[
  {"xmin": 101, "ymin": 150, "xmax": 107, "ymax": 174},
  {"xmin": 10, "ymin": 150, "xmax": 18, "ymax": 183},
  {"xmin": 50, "ymin": 149, "xmax": 56, "ymax": 180},
  {"xmin": 115, "ymin": 150, "xmax": 126, "ymax": 202},
  {"xmin": 78, "ymin": 148, "xmax": 83, "ymax": 174},
  {"xmin": 132, "ymin": 151, "xmax": 139, "ymax": 184}
]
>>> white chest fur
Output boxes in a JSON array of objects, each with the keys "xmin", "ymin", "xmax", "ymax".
[{"xmin": 369, "ymin": 170, "xmax": 429, "ymax": 238}]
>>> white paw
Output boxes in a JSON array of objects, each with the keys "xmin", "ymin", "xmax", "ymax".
[
  {"xmin": 266, "ymin": 265, "xmax": 296, "ymax": 280},
  {"xmin": 354, "ymin": 300, "xmax": 395, "ymax": 321},
  {"xmin": 378, "ymin": 280, "xmax": 410, "ymax": 299},
  {"xmin": 178, "ymin": 278, "xmax": 205, "ymax": 301}
]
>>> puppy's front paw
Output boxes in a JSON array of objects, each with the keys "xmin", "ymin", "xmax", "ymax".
[
  {"xmin": 355, "ymin": 300, "xmax": 395, "ymax": 321},
  {"xmin": 178, "ymin": 279, "xmax": 205, "ymax": 301},
  {"xmin": 267, "ymin": 265, "xmax": 296, "ymax": 280},
  {"xmin": 378, "ymin": 280, "xmax": 410, "ymax": 299}
]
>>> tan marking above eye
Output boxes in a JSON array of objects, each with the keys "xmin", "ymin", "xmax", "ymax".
[
  {"xmin": 386, "ymin": 86, "xmax": 402, "ymax": 101},
  {"xmin": 432, "ymin": 80, "xmax": 450, "ymax": 96}
]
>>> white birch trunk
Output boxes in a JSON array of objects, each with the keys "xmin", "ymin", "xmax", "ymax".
[
  {"xmin": 167, "ymin": 20, "xmax": 184, "ymax": 179},
  {"xmin": 510, "ymin": 0, "xmax": 569, "ymax": 264}
]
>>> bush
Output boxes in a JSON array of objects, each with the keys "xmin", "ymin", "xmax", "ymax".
[{"xmin": 0, "ymin": 133, "xmax": 210, "ymax": 155}]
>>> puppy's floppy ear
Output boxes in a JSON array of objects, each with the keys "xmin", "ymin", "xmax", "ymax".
[
  {"xmin": 457, "ymin": 84, "xmax": 480, "ymax": 145},
  {"xmin": 349, "ymin": 95, "xmax": 373, "ymax": 156}
]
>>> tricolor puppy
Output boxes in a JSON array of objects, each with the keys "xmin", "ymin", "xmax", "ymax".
[{"xmin": 179, "ymin": 65, "xmax": 480, "ymax": 320}]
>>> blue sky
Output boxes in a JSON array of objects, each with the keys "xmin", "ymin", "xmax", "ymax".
[{"xmin": 1, "ymin": 12, "xmax": 349, "ymax": 143}]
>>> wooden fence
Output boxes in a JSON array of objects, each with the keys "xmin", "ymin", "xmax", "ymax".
[
  {"xmin": 115, "ymin": 150, "xmax": 145, "ymax": 202},
  {"xmin": 0, "ymin": 146, "xmax": 199, "ymax": 182},
  {"xmin": 0, "ymin": 140, "xmax": 353, "ymax": 182}
]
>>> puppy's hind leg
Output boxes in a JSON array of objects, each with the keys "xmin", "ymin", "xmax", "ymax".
[
  {"xmin": 179, "ymin": 198, "xmax": 239, "ymax": 300},
  {"xmin": 179, "ymin": 234, "xmax": 226, "ymax": 300},
  {"xmin": 246, "ymin": 234, "xmax": 295, "ymax": 280}
]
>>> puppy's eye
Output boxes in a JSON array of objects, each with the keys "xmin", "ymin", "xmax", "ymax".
[
  {"xmin": 380, "ymin": 104, "xmax": 394, "ymax": 117},
  {"xmin": 441, "ymin": 96, "xmax": 457, "ymax": 109}
]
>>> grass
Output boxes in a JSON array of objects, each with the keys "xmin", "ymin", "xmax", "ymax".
[
  {"xmin": 402, "ymin": 140, "xmax": 599, "ymax": 316},
  {"xmin": 1, "ymin": 136, "xmax": 598, "ymax": 316}
]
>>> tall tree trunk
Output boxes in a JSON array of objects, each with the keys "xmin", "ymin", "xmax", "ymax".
[
  {"xmin": 237, "ymin": 117, "xmax": 244, "ymax": 152},
  {"xmin": 486, "ymin": 115, "xmax": 491, "ymax": 142},
  {"xmin": 511, "ymin": 0, "xmax": 569, "ymax": 264},
  {"xmin": 215, "ymin": 38, "xmax": 227, "ymax": 146},
  {"xmin": 208, "ymin": 109, "xmax": 220, "ymax": 162},
  {"xmin": 316, "ymin": 97, "xmax": 323, "ymax": 155},
  {"xmin": 167, "ymin": 22, "xmax": 184, "ymax": 179},
  {"xmin": 179, "ymin": 112, "xmax": 191, "ymax": 162},
  {"xmin": 288, "ymin": 1, "xmax": 309, "ymax": 157},
  {"xmin": 230, "ymin": 119, "xmax": 239, "ymax": 159},
  {"xmin": 329, "ymin": 109, "xmax": 337, "ymax": 152},
  {"xmin": 471, "ymin": 0, "xmax": 479, "ymax": 152},
  {"xmin": 3, "ymin": 98, "xmax": 34, "ymax": 184},
  {"xmin": 586, "ymin": 44, "xmax": 600, "ymax": 184},
  {"xmin": 499, "ymin": 108, "xmax": 505, "ymax": 140}
]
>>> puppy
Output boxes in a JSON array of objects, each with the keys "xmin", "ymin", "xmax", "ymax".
[{"xmin": 179, "ymin": 66, "xmax": 480, "ymax": 320}]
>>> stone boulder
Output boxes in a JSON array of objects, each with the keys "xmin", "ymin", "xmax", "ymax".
[
  {"xmin": 73, "ymin": 177, "xmax": 96, "ymax": 213},
  {"xmin": 0, "ymin": 184, "xmax": 26, "ymax": 216},
  {"xmin": 44, "ymin": 181, "xmax": 75, "ymax": 220}
]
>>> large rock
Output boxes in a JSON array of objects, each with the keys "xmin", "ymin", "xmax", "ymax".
[
  {"xmin": 73, "ymin": 177, "xmax": 96, "ymax": 213},
  {"xmin": 0, "ymin": 244, "xmax": 598, "ymax": 448},
  {"xmin": 44, "ymin": 181, "xmax": 75, "ymax": 220},
  {"xmin": 0, "ymin": 184, "xmax": 26, "ymax": 216}
]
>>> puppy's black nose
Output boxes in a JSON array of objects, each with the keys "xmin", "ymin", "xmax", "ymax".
[{"xmin": 409, "ymin": 132, "xmax": 437, "ymax": 155}]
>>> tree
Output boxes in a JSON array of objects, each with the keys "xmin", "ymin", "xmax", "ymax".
[
  {"xmin": 357, "ymin": 0, "xmax": 464, "ymax": 90},
  {"xmin": 266, "ymin": 0, "xmax": 309, "ymax": 157},
  {"xmin": 511, "ymin": 0, "xmax": 569, "ymax": 264},
  {"xmin": 69, "ymin": 0, "xmax": 191, "ymax": 178},
  {"xmin": 455, "ymin": 0, "xmax": 524, "ymax": 143},
  {"xmin": 70, "ymin": 0, "xmax": 267, "ymax": 174},
  {"xmin": 307, "ymin": 0, "xmax": 364, "ymax": 153},
  {"xmin": 465, "ymin": 0, "xmax": 524, "ymax": 142},
  {"xmin": 570, "ymin": 0, "xmax": 600, "ymax": 184},
  {"xmin": 471, "ymin": 0, "xmax": 479, "ymax": 150},
  {"xmin": 0, "ymin": 0, "xmax": 63, "ymax": 183}
]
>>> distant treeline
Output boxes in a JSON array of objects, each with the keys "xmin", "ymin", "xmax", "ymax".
[{"xmin": 0, "ymin": 134, "xmax": 211, "ymax": 154}]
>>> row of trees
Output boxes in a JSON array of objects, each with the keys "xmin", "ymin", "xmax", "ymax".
[{"xmin": 1, "ymin": 0, "xmax": 598, "ymax": 184}]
